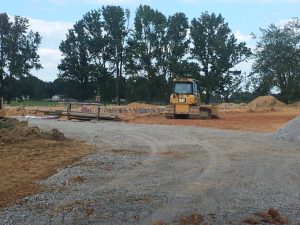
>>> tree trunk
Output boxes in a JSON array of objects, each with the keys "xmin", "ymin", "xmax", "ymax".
[
  {"xmin": 6, "ymin": 74, "xmax": 13, "ymax": 105},
  {"xmin": 205, "ymin": 92, "xmax": 211, "ymax": 104},
  {"xmin": 116, "ymin": 62, "xmax": 120, "ymax": 106},
  {"xmin": 0, "ymin": 73, "xmax": 3, "ymax": 99}
]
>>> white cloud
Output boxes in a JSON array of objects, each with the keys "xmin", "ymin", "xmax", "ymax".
[
  {"xmin": 85, "ymin": 0, "xmax": 137, "ymax": 4},
  {"xmin": 28, "ymin": 17, "xmax": 73, "ymax": 48},
  {"xmin": 33, "ymin": 48, "xmax": 62, "ymax": 81},
  {"xmin": 234, "ymin": 30, "xmax": 252, "ymax": 42},
  {"xmin": 50, "ymin": 0, "xmax": 141, "ymax": 5}
]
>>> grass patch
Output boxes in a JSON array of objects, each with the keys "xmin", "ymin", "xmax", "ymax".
[
  {"xmin": 0, "ymin": 119, "xmax": 14, "ymax": 129},
  {"xmin": 9, "ymin": 100, "xmax": 58, "ymax": 107}
]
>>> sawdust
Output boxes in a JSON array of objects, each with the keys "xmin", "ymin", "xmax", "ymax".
[
  {"xmin": 179, "ymin": 213, "xmax": 203, "ymax": 225},
  {"xmin": 218, "ymin": 103, "xmax": 247, "ymax": 110},
  {"xmin": 0, "ymin": 118, "xmax": 95, "ymax": 208},
  {"xmin": 107, "ymin": 149, "xmax": 150, "ymax": 156},
  {"xmin": 243, "ymin": 208, "xmax": 289, "ymax": 224},
  {"xmin": 68, "ymin": 176, "xmax": 86, "ymax": 185},
  {"xmin": 127, "ymin": 102, "xmax": 158, "ymax": 109},
  {"xmin": 159, "ymin": 150, "xmax": 187, "ymax": 159},
  {"xmin": 247, "ymin": 96, "xmax": 286, "ymax": 108},
  {"xmin": 0, "ymin": 107, "xmax": 43, "ymax": 117}
]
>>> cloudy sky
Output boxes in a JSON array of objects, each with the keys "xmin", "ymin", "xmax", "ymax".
[{"xmin": 2, "ymin": 0, "xmax": 300, "ymax": 81}]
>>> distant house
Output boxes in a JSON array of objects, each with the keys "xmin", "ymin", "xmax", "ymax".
[
  {"xmin": 21, "ymin": 95, "xmax": 30, "ymax": 101},
  {"xmin": 52, "ymin": 95, "xmax": 66, "ymax": 102}
]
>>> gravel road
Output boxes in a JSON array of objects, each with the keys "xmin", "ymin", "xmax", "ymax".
[{"xmin": 1, "ymin": 119, "xmax": 300, "ymax": 224}]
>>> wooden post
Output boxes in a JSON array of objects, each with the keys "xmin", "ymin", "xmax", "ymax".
[
  {"xmin": 97, "ymin": 106, "xmax": 100, "ymax": 121},
  {"xmin": 67, "ymin": 103, "xmax": 71, "ymax": 120},
  {"xmin": 0, "ymin": 98, "xmax": 3, "ymax": 110}
]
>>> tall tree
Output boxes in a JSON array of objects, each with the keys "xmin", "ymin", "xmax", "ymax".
[
  {"xmin": 102, "ymin": 6, "xmax": 129, "ymax": 105},
  {"xmin": 125, "ymin": 5, "xmax": 167, "ymax": 102},
  {"xmin": 190, "ymin": 12, "xmax": 251, "ymax": 103},
  {"xmin": 0, "ymin": 13, "xmax": 10, "ymax": 101},
  {"xmin": 0, "ymin": 13, "xmax": 42, "ymax": 103},
  {"xmin": 251, "ymin": 18, "xmax": 300, "ymax": 103},
  {"xmin": 58, "ymin": 20, "xmax": 92, "ymax": 100},
  {"xmin": 164, "ymin": 12, "xmax": 190, "ymax": 80}
]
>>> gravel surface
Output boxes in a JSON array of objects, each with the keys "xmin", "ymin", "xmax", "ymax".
[
  {"xmin": 273, "ymin": 115, "xmax": 300, "ymax": 142},
  {"xmin": 0, "ymin": 119, "xmax": 300, "ymax": 224}
]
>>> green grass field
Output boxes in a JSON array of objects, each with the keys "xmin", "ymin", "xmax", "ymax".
[{"xmin": 9, "ymin": 100, "xmax": 58, "ymax": 107}]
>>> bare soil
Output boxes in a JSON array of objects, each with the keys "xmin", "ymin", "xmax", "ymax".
[
  {"xmin": 0, "ymin": 96, "xmax": 299, "ymax": 223},
  {"xmin": 125, "ymin": 110, "xmax": 299, "ymax": 132},
  {"xmin": 0, "ymin": 118, "xmax": 95, "ymax": 208}
]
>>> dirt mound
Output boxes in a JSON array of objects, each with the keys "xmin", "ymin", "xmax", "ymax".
[
  {"xmin": 127, "ymin": 102, "xmax": 157, "ymax": 109},
  {"xmin": 218, "ymin": 103, "xmax": 247, "ymax": 110},
  {"xmin": 248, "ymin": 96, "xmax": 286, "ymax": 108},
  {"xmin": 0, "ymin": 119, "xmax": 65, "ymax": 144},
  {"xmin": 289, "ymin": 101, "xmax": 300, "ymax": 108},
  {"xmin": 273, "ymin": 115, "xmax": 300, "ymax": 142}
]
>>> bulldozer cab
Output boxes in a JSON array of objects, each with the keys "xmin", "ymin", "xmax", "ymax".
[{"xmin": 173, "ymin": 78, "xmax": 198, "ymax": 95}]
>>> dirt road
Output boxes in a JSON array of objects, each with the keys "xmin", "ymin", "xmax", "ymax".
[{"xmin": 0, "ymin": 119, "xmax": 299, "ymax": 224}]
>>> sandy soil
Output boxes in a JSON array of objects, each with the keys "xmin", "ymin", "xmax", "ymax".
[
  {"xmin": 0, "ymin": 119, "xmax": 95, "ymax": 208},
  {"xmin": 124, "ymin": 110, "xmax": 299, "ymax": 132}
]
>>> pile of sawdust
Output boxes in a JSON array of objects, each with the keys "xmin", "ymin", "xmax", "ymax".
[
  {"xmin": 218, "ymin": 103, "xmax": 247, "ymax": 110},
  {"xmin": 127, "ymin": 102, "xmax": 157, "ymax": 109},
  {"xmin": 289, "ymin": 101, "xmax": 300, "ymax": 108},
  {"xmin": 0, "ymin": 119, "xmax": 65, "ymax": 144},
  {"xmin": 247, "ymin": 96, "xmax": 286, "ymax": 108},
  {"xmin": 0, "ymin": 118, "xmax": 95, "ymax": 208},
  {"xmin": 0, "ymin": 107, "xmax": 42, "ymax": 117}
]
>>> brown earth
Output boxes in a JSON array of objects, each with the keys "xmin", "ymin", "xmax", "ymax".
[
  {"xmin": 125, "ymin": 110, "xmax": 299, "ymax": 132},
  {"xmin": 127, "ymin": 102, "xmax": 159, "ymax": 109},
  {"xmin": 0, "ymin": 118, "xmax": 95, "ymax": 208},
  {"xmin": 247, "ymin": 95, "xmax": 286, "ymax": 108}
]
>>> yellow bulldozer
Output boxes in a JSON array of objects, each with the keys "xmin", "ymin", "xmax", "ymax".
[{"xmin": 164, "ymin": 78, "xmax": 218, "ymax": 119}]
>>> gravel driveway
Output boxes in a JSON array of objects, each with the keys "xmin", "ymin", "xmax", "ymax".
[{"xmin": 1, "ymin": 119, "xmax": 299, "ymax": 224}]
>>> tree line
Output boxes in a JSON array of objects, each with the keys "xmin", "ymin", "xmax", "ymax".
[{"xmin": 0, "ymin": 6, "xmax": 299, "ymax": 105}]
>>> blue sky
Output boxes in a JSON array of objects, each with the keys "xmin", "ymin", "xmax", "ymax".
[{"xmin": 1, "ymin": 0, "xmax": 300, "ymax": 81}]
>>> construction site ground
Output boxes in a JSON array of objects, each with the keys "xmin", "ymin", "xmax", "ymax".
[{"xmin": 0, "ymin": 97, "xmax": 300, "ymax": 224}]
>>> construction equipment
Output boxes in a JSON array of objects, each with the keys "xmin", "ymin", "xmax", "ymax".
[{"xmin": 164, "ymin": 78, "xmax": 218, "ymax": 119}]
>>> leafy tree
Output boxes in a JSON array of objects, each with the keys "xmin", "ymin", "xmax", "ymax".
[
  {"xmin": 190, "ymin": 12, "xmax": 251, "ymax": 103},
  {"xmin": 164, "ymin": 12, "xmax": 190, "ymax": 80},
  {"xmin": 251, "ymin": 18, "xmax": 300, "ymax": 103},
  {"xmin": 0, "ymin": 13, "xmax": 42, "ymax": 103},
  {"xmin": 17, "ymin": 76, "xmax": 48, "ymax": 99},
  {"xmin": 58, "ymin": 19, "xmax": 94, "ymax": 100},
  {"xmin": 125, "ymin": 5, "xmax": 167, "ymax": 102},
  {"xmin": 58, "ymin": 8, "xmax": 130, "ymax": 102},
  {"xmin": 102, "ymin": 6, "xmax": 129, "ymax": 105}
]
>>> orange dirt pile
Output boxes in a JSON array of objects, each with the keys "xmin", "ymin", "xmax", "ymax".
[
  {"xmin": 0, "ymin": 107, "xmax": 43, "ymax": 117},
  {"xmin": 243, "ymin": 208, "xmax": 289, "ymax": 224},
  {"xmin": 247, "ymin": 96, "xmax": 286, "ymax": 108},
  {"xmin": 127, "ymin": 111, "xmax": 299, "ymax": 132},
  {"xmin": 0, "ymin": 118, "xmax": 95, "ymax": 208},
  {"xmin": 179, "ymin": 213, "xmax": 203, "ymax": 225}
]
